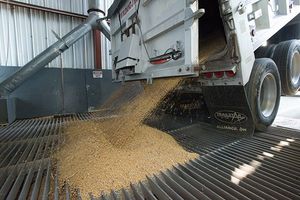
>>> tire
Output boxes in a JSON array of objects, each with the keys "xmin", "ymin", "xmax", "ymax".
[
  {"xmin": 272, "ymin": 40, "xmax": 300, "ymax": 95},
  {"xmin": 255, "ymin": 44, "xmax": 277, "ymax": 59},
  {"xmin": 246, "ymin": 58, "xmax": 281, "ymax": 131}
]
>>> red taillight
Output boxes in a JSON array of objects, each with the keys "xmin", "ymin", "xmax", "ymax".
[
  {"xmin": 226, "ymin": 71, "xmax": 236, "ymax": 77},
  {"xmin": 150, "ymin": 59, "xmax": 170, "ymax": 65},
  {"xmin": 203, "ymin": 72, "xmax": 213, "ymax": 79},
  {"xmin": 214, "ymin": 71, "xmax": 224, "ymax": 78}
]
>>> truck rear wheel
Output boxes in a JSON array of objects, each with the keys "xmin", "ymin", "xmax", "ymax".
[
  {"xmin": 272, "ymin": 40, "xmax": 300, "ymax": 95},
  {"xmin": 246, "ymin": 58, "xmax": 281, "ymax": 131}
]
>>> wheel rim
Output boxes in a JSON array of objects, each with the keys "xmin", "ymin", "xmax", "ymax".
[
  {"xmin": 291, "ymin": 52, "xmax": 300, "ymax": 85},
  {"xmin": 259, "ymin": 73, "xmax": 277, "ymax": 118}
]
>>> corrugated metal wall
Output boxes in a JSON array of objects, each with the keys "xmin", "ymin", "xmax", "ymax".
[
  {"xmin": 16, "ymin": 0, "xmax": 87, "ymax": 14},
  {"xmin": 0, "ymin": 0, "xmax": 113, "ymax": 69}
]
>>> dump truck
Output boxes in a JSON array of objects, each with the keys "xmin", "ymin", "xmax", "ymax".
[{"xmin": 105, "ymin": 0, "xmax": 300, "ymax": 135}]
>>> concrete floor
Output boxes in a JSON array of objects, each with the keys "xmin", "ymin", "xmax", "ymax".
[{"xmin": 273, "ymin": 92, "xmax": 300, "ymax": 130}]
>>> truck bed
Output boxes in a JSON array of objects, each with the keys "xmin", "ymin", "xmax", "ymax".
[
  {"xmin": 0, "ymin": 112, "xmax": 299, "ymax": 199},
  {"xmin": 199, "ymin": 32, "xmax": 226, "ymax": 64}
]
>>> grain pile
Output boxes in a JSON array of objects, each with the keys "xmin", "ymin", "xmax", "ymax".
[
  {"xmin": 199, "ymin": 32, "xmax": 226, "ymax": 64},
  {"xmin": 55, "ymin": 78, "xmax": 198, "ymax": 198}
]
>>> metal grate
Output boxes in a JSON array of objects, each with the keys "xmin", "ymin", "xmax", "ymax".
[
  {"xmin": 0, "ymin": 117, "xmax": 60, "ymax": 199},
  {"xmin": 168, "ymin": 123, "xmax": 244, "ymax": 154},
  {"xmin": 83, "ymin": 124, "xmax": 300, "ymax": 200},
  {"xmin": 0, "ymin": 111, "xmax": 119, "ymax": 200},
  {"xmin": 1, "ymin": 115, "xmax": 300, "ymax": 199}
]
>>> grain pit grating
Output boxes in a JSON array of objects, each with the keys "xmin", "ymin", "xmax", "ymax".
[{"xmin": 0, "ymin": 113, "xmax": 300, "ymax": 199}]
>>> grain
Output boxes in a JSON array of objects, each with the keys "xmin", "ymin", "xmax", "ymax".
[
  {"xmin": 199, "ymin": 32, "xmax": 226, "ymax": 64},
  {"xmin": 55, "ymin": 78, "xmax": 198, "ymax": 199}
]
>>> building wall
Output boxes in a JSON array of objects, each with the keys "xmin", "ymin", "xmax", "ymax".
[
  {"xmin": 0, "ymin": 0, "xmax": 113, "ymax": 69},
  {"xmin": 16, "ymin": 0, "xmax": 87, "ymax": 14}
]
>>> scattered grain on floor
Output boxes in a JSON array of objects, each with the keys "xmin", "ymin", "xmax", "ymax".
[{"xmin": 54, "ymin": 78, "xmax": 198, "ymax": 199}]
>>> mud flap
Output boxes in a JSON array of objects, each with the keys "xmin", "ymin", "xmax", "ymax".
[{"xmin": 202, "ymin": 86, "xmax": 255, "ymax": 136}]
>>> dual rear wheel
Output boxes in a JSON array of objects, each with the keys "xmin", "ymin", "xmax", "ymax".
[
  {"xmin": 255, "ymin": 40, "xmax": 300, "ymax": 95},
  {"xmin": 273, "ymin": 40, "xmax": 300, "ymax": 95},
  {"xmin": 249, "ymin": 40, "xmax": 300, "ymax": 131},
  {"xmin": 246, "ymin": 59, "xmax": 281, "ymax": 131}
]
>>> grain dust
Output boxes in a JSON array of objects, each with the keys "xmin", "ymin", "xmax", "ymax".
[{"xmin": 55, "ymin": 78, "xmax": 198, "ymax": 199}]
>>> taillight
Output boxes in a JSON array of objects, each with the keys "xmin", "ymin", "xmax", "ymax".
[
  {"xmin": 203, "ymin": 72, "xmax": 213, "ymax": 79},
  {"xmin": 150, "ymin": 59, "xmax": 170, "ymax": 65},
  {"xmin": 226, "ymin": 71, "xmax": 236, "ymax": 77},
  {"xmin": 214, "ymin": 71, "xmax": 224, "ymax": 78}
]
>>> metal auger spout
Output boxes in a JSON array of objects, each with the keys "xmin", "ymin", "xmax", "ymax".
[{"xmin": 0, "ymin": 0, "xmax": 110, "ymax": 97}]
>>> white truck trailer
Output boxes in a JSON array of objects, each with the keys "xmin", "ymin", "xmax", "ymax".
[{"xmin": 106, "ymin": 0, "xmax": 300, "ymax": 134}]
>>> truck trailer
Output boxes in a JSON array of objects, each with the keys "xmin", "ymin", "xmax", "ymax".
[{"xmin": 107, "ymin": 0, "xmax": 300, "ymax": 134}]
